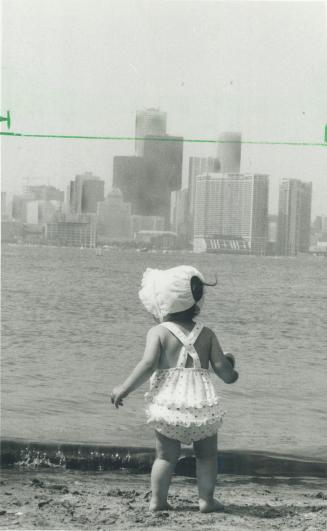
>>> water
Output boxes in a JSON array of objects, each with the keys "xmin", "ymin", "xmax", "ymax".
[{"xmin": 2, "ymin": 245, "xmax": 327, "ymax": 459}]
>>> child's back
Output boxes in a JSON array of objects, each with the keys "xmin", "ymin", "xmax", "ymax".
[
  {"xmin": 111, "ymin": 265, "xmax": 238, "ymax": 513},
  {"xmin": 153, "ymin": 321, "xmax": 213, "ymax": 370},
  {"xmin": 145, "ymin": 319, "xmax": 226, "ymax": 447}
]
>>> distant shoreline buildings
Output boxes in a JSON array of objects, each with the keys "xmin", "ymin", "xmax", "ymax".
[{"xmin": 1, "ymin": 108, "xmax": 321, "ymax": 255}]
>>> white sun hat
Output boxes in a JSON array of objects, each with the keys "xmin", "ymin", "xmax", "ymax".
[{"xmin": 139, "ymin": 265, "xmax": 206, "ymax": 322}]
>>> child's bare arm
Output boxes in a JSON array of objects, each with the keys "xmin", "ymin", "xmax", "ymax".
[
  {"xmin": 111, "ymin": 327, "xmax": 161, "ymax": 408},
  {"xmin": 210, "ymin": 332, "xmax": 238, "ymax": 384}
]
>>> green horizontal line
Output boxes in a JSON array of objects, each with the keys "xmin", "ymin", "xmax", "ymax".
[{"xmin": 0, "ymin": 130, "xmax": 326, "ymax": 147}]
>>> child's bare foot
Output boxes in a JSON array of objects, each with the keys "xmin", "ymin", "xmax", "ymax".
[
  {"xmin": 149, "ymin": 500, "xmax": 173, "ymax": 512},
  {"xmin": 199, "ymin": 498, "xmax": 224, "ymax": 513}
]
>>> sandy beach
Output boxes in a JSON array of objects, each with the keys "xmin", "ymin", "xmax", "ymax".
[{"xmin": 1, "ymin": 469, "xmax": 327, "ymax": 531}]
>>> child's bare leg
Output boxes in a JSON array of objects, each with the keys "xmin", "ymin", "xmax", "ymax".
[
  {"xmin": 149, "ymin": 430, "xmax": 181, "ymax": 511},
  {"xmin": 193, "ymin": 433, "xmax": 224, "ymax": 513}
]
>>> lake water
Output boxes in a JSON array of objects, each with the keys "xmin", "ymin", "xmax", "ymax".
[{"xmin": 2, "ymin": 245, "xmax": 327, "ymax": 459}]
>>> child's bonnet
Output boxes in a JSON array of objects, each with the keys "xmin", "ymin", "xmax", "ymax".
[{"xmin": 138, "ymin": 265, "xmax": 205, "ymax": 321}]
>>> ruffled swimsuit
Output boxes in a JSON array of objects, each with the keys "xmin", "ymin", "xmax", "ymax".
[{"xmin": 145, "ymin": 322, "xmax": 225, "ymax": 445}]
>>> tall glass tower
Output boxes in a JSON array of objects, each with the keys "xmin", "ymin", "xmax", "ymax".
[
  {"xmin": 135, "ymin": 108, "xmax": 167, "ymax": 156},
  {"xmin": 276, "ymin": 179, "xmax": 312, "ymax": 255},
  {"xmin": 216, "ymin": 132, "xmax": 242, "ymax": 173}
]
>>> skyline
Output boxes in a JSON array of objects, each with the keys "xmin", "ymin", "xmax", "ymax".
[
  {"xmin": 1, "ymin": 0, "xmax": 327, "ymax": 216},
  {"xmin": 3, "ymin": 135, "xmax": 320, "ymax": 223}
]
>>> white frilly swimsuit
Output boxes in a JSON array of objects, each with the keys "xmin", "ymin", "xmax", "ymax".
[{"xmin": 145, "ymin": 322, "xmax": 226, "ymax": 445}]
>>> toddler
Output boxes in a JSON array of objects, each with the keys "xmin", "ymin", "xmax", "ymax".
[{"xmin": 111, "ymin": 265, "xmax": 238, "ymax": 512}]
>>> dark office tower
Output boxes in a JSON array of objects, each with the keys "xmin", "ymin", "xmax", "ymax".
[
  {"xmin": 69, "ymin": 172, "xmax": 104, "ymax": 214},
  {"xmin": 188, "ymin": 157, "xmax": 220, "ymax": 217},
  {"xmin": 135, "ymin": 108, "xmax": 167, "ymax": 156},
  {"xmin": 113, "ymin": 137, "xmax": 183, "ymax": 227},
  {"xmin": 276, "ymin": 179, "xmax": 312, "ymax": 256},
  {"xmin": 217, "ymin": 132, "xmax": 242, "ymax": 173},
  {"xmin": 82, "ymin": 180, "xmax": 105, "ymax": 213},
  {"xmin": 142, "ymin": 135, "xmax": 183, "ymax": 225},
  {"xmin": 113, "ymin": 156, "xmax": 146, "ymax": 214}
]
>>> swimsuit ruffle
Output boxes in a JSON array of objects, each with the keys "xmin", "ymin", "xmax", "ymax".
[
  {"xmin": 144, "ymin": 368, "xmax": 226, "ymax": 435},
  {"xmin": 145, "ymin": 402, "xmax": 226, "ymax": 428}
]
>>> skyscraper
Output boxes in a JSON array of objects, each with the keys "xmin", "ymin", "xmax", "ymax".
[
  {"xmin": 188, "ymin": 157, "xmax": 220, "ymax": 218},
  {"xmin": 217, "ymin": 132, "xmax": 242, "ymax": 173},
  {"xmin": 135, "ymin": 108, "xmax": 167, "ymax": 156},
  {"xmin": 171, "ymin": 188, "xmax": 189, "ymax": 240},
  {"xmin": 193, "ymin": 173, "xmax": 269, "ymax": 255},
  {"xmin": 276, "ymin": 179, "xmax": 312, "ymax": 255},
  {"xmin": 113, "ymin": 111, "xmax": 183, "ymax": 227},
  {"xmin": 142, "ymin": 135, "xmax": 183, "ymax": 224},
  {"xmin": 113, "ymin": 156, "xmax": 146, "ymax": 214},
  {"xmin": 69, "ymin": 172, "xmax": 104, "ymax": 214}
]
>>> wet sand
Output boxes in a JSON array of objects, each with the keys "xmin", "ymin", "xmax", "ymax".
[{"xmin": 1, "ymin": 469, "xmax": 327, "ymax": 530}]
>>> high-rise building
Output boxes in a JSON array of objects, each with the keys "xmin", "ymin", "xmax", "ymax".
[
  {"xmin": 97, "ymin": 189, "xmax": 132, "ymax": 242},
  {"xmin": 276, "ymin": 179, "xmax": 312, "ymax": 255},
  {"xmin": 113, "ymin": 156, "xmax": 146, "ymax": 214},
  {"xmin": 193, "ymin": 173, "xmax": 269, "ymax": 255},
  {"xmin": 113, "ymin": 118, "xmax": 183, "ymax": 227},
  {"xmin": 188, "ymin": 157, "xmax": 220, "ymax": 218},
  {"xmin": 135, "ymin": 108, "xmax": 167, "ymax": 156},
  {"xmin": 171, "ymin": 188, "xmax": 189, "ymax": 240},
  {"xmin": 217, "ymin": 132, "xmax": 242, "ymax": 173},
  {"xmin": 69, "ymin": 172, "xmax": 104, "ymax": 214},
  {"xmin": 142, "ymin": 135, "xmax": 183, "ymax": 225}
]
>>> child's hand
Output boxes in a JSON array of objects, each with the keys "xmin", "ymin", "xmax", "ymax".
[
  {"xmin": 110, "ymin": 386, "xmax": 127, "ymax": 408},
  {"xmin": 224, "ymin": 353, "xmax": 236, "ymax": 368}
]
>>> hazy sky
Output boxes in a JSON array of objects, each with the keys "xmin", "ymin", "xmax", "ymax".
[{"xmin": 1, "ymin": 0, "xmax": 327, "ymax": 215}]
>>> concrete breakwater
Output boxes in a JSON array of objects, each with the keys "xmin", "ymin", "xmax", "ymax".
[{"xmin": 1, "ymin": 440, "xmax": 327, "ymax": 478}]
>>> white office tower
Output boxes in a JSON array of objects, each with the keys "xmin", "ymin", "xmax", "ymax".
[
  {"xmin": 188, "ymin": 157, "xmax": 220, "ymax": 217},
  {"xmin": 193, "ymin": 173, "xmax": 269, "ymax": 255}
]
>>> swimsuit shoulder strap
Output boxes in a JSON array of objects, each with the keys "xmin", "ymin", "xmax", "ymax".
[
  {"xmin": 160, "ymin": 321, "xmax": 204, "ymax": 368},
  {"xmin": 161, "ymin": 321, "xmax": 189, "ymax": 345}
]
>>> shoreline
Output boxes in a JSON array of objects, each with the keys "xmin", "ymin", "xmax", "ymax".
[
  {"xmin": 1, "ymin": 439, "xmax": 327, "ymax": 478},
  {"xmin": 1, "ymin": 469, "xmax": 327, "ymax": 530}
]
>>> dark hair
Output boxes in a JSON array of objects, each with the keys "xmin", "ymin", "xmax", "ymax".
[
  {"xmin": 191, "ymin": 276, "xmax": 204, "ymax": 302},
  {"xmin": 164, "ymin": 276, "xmax": 204, "ymax": 322},
  {"xmin": 165, "ymin": 304, "xmax": 199, "ymax": 323}
]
